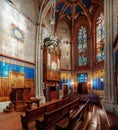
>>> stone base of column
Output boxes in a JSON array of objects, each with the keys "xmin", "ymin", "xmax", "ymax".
[
  {"xmin": 40, "ymin": 93, "xmax": 46, "ymax": 104},
  {"xmin": 103, "ymin": 95, "xmax": 117, "ymax": 112},
  {"xmin": 36, "ymin": 93, "xmax": 46, "ymax": 104},
  {"xmin": 114, "ymin": 105, "xmax": 118, "ymax": 117}
]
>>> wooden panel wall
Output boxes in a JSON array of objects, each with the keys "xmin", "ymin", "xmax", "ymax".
[
  {"xmin": 9, "ymin": 72, "xmax": 25, "ymax": 88},
  {"xmin": 26, "ymin": 79, "xmax": 35, "ymax": 97},
  {"xmin": 0, "ymin": 72, "xmax": 34, "ymax": 102},
  {"xmin": 0, "ymin": 78, "xmax": 10, "ymax": 101}
]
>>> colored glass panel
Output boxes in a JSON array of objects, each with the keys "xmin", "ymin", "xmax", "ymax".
[
  {"xmin": 96, "ymin": 12, "xmax": 104, "ymax": 62},
  {"xmin": 77, "ymin": 74, "xmax": 87, "ymax": 83},
  {"xmin": 78, "ymin": 26, "xmax": 87, "ymax": 66}
]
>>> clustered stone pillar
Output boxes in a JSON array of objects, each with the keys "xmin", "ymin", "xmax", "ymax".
[
  {"xmin": 104, "ymin": 0, "xmax": 117, "ymax": 111},
  {"xmin": 35, "ymin": 0, "xmax": 53, "ymax": 103}
]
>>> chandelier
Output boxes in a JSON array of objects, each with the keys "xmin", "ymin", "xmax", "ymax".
[{"xmin": 44, "ymin": 0, "xmax": 60, "ymax": 49}]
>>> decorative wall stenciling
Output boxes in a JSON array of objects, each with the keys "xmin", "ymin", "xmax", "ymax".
[{"xmin": 10, "ymin": 23, "xmax": 25, "ymax": 43}]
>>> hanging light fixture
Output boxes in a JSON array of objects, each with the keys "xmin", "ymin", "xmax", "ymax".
[{"xmin": 44, "ymin": 0, "xmax": 60, "ymax": 49}]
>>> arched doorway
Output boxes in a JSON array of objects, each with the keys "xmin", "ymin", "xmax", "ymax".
[
  {"xmin": 77, "ymin": 82, "xmax": 88, "ymax": 94},
  {"xmin": 63, "ymin": 84, "xmax": 68, "ymax": 96}
]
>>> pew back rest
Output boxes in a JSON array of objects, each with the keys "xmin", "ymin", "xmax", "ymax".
[
  {"xmin": 63, "ymin": 97, "xmax": 71, "ymax": 105},
  {"xmin": 25, "ymin": 106, "xmax": 45, "ymax": 122},
  {"xmin": 70, "ymin": 98, "xmax": 80, "ymax": 110},
  {"xmin": 44, "ymin": 104, "xmax": 70, "ymax": 126},
  {"xmin": 45, "ymin": 102, "xmax": 57, "ymax": 112},
  {"xmin": 56, "ymin": 100, "xmax": 64, "ymax": 108}
]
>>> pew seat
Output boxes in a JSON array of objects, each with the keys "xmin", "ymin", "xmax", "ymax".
[
  {"xmin": 56, "ymin": 117, "xmax": 70, "ymax": 130},
  {"xmin": 21, "ymin": 106, "xmax": 45, "ymax": 130},
  {"xmin": 36, "ymin": 97, "xmax": 80, "ymax": 130}
]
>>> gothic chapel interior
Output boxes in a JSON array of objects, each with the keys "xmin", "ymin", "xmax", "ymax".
[{"xmin": 0, "ymin": 0, "xmax": 118, "ymax": 130}]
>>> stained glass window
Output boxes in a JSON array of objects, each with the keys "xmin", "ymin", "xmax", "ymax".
[
  {"xmin": 77, "ymin": 74, "xmax": 88, "ymax": 83},
  {"xmin": 96, "ymin": 12, "xmax": 104, "ymax": 62},
  {"xmin": 78, "ymin": 26, "xmax": 87, "ymax": 66}
]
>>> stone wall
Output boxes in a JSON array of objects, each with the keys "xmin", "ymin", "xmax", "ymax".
[{"xmin": 0, "ymin": 0, "xmax": 36, "ymax": 63}]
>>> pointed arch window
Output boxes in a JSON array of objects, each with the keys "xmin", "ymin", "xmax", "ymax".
[
  {"xmin": 96, "ymin": 12, "xmax": 104, "ymax": 62},
  {"xmin": 78, "ymin": 26, "xmax": 88, "ymax": 66}
]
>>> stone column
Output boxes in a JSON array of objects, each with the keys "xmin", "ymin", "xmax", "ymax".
[
  {"xmin": 104, "ymin": 0, "xmax": 117, "ymax": 111},
  {"xmin": 35, "ymin": 28, "xmax": 42, "ymax": 98},
  {"xmin": 89, "ymin": 35, "xmax": 93, "ymax": 93},
  {"xmin": 35, "ymin": 0, "xmax": 53, "ymax": 103}
]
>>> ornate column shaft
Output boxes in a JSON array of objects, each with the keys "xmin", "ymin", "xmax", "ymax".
[
  {"xmin": 104, "ymin": 0, "xmax": 117, "ymax": 110},
  {"xmin": 35, "ymin": 0, "xmax": 53, "ymax": 103}
]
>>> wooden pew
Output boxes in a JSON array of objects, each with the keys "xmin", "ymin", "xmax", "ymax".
[
  {"xmin": 55, "ymin": 99, "xmax": 90, "ymax": 130},
  {"xmin": 21, "ymin": 106, "xmax": 45, "ymax": 130},
  {"xmin": 21, "ymin": 95, "xmax": 80, "ymax": 130},
  {"xmin": 21, "ymin": 100, "xmax": 61, "ymax": 130},
  {"xmin": 35, "ymin": 97, "xmax": 80, "ymax": 130}
]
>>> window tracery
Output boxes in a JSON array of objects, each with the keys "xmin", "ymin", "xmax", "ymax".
[{"xmin": 78, "ymin": 26, "xmax": 88, "ymax": 66}]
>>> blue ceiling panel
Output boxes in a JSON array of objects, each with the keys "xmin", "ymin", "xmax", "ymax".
[
  {"xmin": 56, "ymin": 2, "xmax": 65, "ymax": 12},
  {"xmin": 75, "ymin": 5, "xmax": 83, "ymax": 13},
  {"xmin": 64, "ymin": 6, "xmax": 71, "ymax": 15},
  {"xmin": 82, "ymin": 0, "xmax": 91, "ymax": 9}
]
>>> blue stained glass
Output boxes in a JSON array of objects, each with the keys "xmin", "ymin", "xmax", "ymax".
[
  {"xmin": 78, "ymin": 26, "xmax": 87, "ymax": 66},
  {"xmin": 77, "ymin": 74, "xmax": 88, "ymax": 83},
  {"xmin": 60, "ymin": 81, "xmax": 63, "ymax": 90},
  {"xmin": 101, "ymin": 81, "xmax": 104, "ymax": 90}
]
